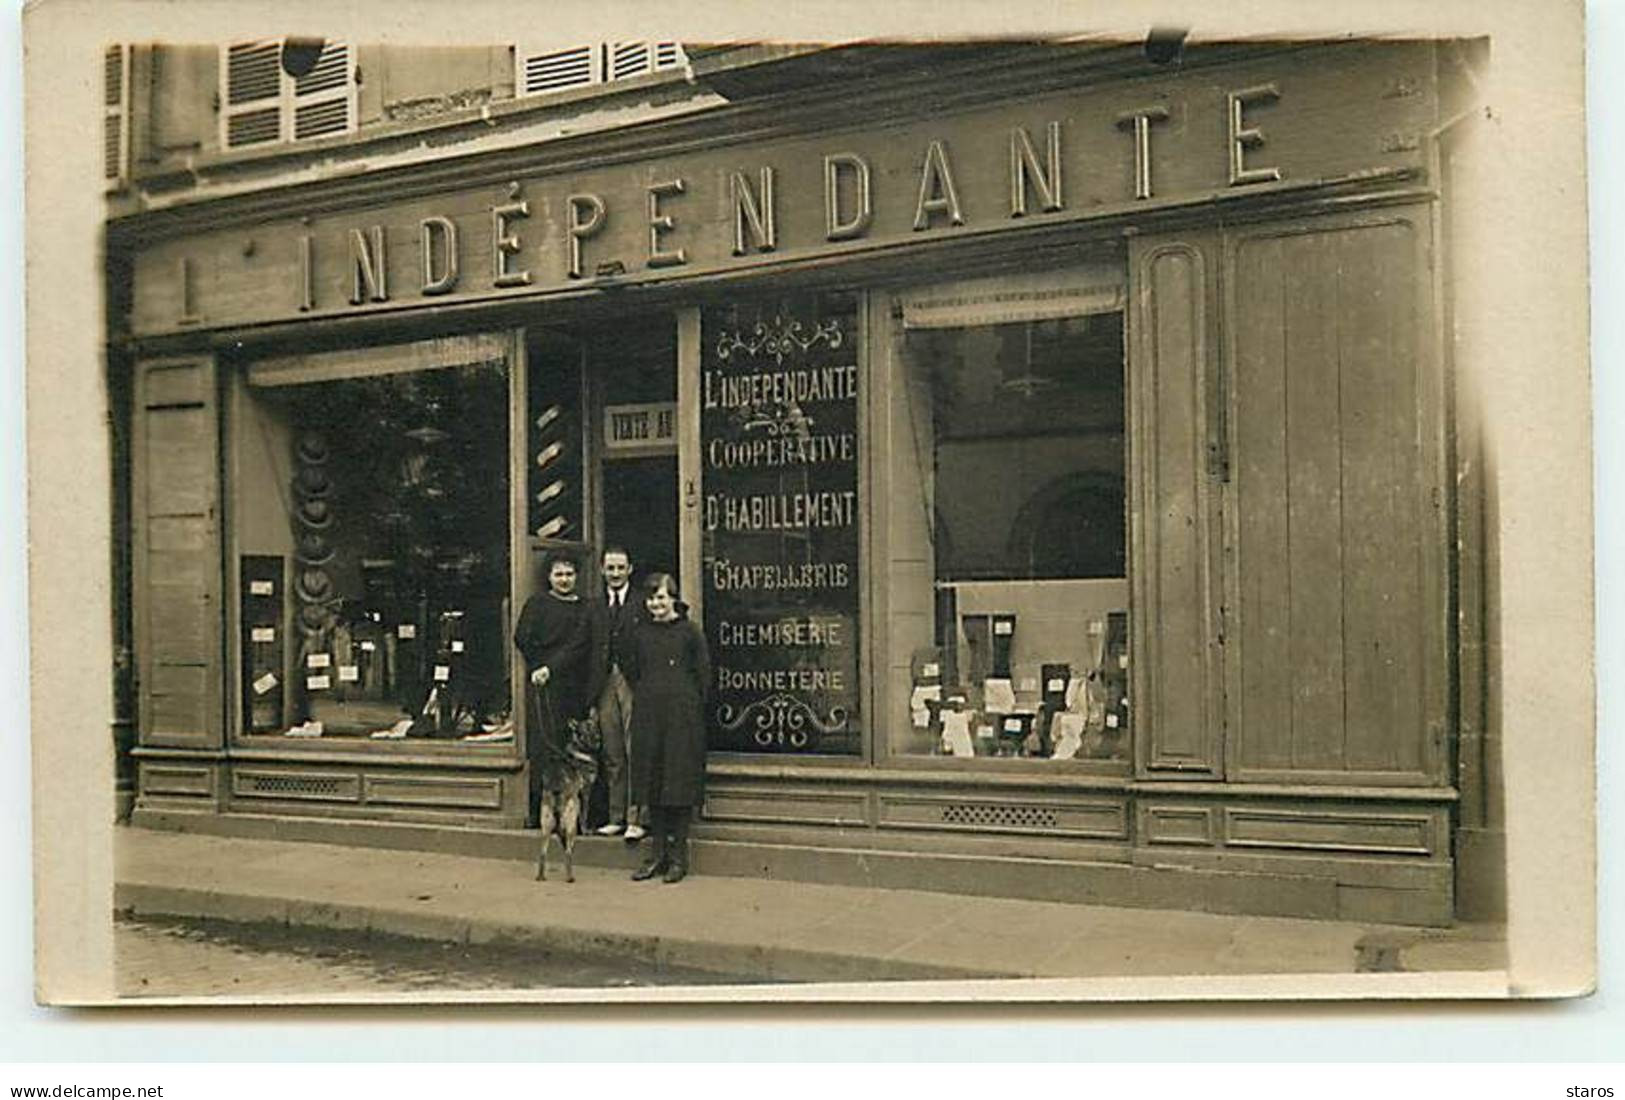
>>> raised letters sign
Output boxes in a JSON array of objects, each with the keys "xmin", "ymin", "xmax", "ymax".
[{"xmin": 125, "ymin": 45, "xmax": 1435, "ymax": 336}]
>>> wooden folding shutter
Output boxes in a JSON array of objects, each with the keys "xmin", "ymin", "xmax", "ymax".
[
  {"xmin": 103, "ymin": 44, "xmax": 129, "ymax": 184},
  {"xmin": 1129, "ymin": 232, "xmax": 1226, "ymax": 778},
  {"xmin": 290, "ymin": 43, "xmax": 356, "ymax": 142},
  {"xmin": 222, "ymin": 41, "xmax": 282, "ymax": 149},
  {"xmin": 516, "ymin": 45, "xmax": 602, "ymax": 96},
  {"xmin": 1223, "ymin": 207, "xmax": 1447, "ymax": 785},
  {"xmin": 132, "ymin": 356, "xmax": 223, "ymax": 748}
]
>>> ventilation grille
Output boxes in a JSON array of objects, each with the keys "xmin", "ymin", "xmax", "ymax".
[
  {"xmin": 940, "ymin": 802, "xmax": 1060, "ymax": 830},
  {"xmin": 242, "ymin": 774, "xmax": 349, "ymax": 798}
]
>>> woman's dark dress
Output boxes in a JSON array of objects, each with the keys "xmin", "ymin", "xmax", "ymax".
[
  {"xmin": 625, "ymin": 616, "xmax": 710, "ymax": 807},
  {"xmin": 513, "ymin": 592, "xmax": 593, "ymax": 803}
]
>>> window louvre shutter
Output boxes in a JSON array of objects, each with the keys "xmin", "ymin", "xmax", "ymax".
[
  {"xmin": 516, "ymin": 41, "xmax": 684, "ymax": 98},
  {"xmin": 518, "ymin": 44, "xmax": 602, "ymax": 96},
  {"xmin": 291, "ymin": 43, "xmax": 356, "ymax": 140},
  {"xmin": 222, "ymin": 40, "xmax": 355, "ymax": 149},
  {"xmin": 104, "ymin": 44, "xmax": 129, "ymax": 182},
  {"xmin": 610, "ymin": 41, "xmax": 651, "ymax": 81}
]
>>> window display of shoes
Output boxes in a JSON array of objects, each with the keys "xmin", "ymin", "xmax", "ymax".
[
  {"xmin": 623, "ymin": 824, "xmax": 647, "ymax": 842},
  {"xmin": 595, "ymin": 822, "xmax": 625, "ymax": 836}
]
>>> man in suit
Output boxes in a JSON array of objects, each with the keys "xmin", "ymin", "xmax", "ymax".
[{"xmin": 592, "ymin": 546, "xmax": 647, "ymax": 840}]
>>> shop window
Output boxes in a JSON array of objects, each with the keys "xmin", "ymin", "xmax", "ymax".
[
  {"xmin": 889, "ymin": 308, "xmax": 1130, "ymax": 764},
  {"xmin": 234, "ymin": 345, "xmax": 510, "ymax": 742},
  {"xmin": 220, "ymin": 40, "xmax": 357, "ymax": 150},
  {"xmin": 514, "ymin": 42, "xmax": 685, "ymax": 98}
]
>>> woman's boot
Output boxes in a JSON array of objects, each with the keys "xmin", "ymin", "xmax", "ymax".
[
  {"xmin": 631, "ymin": 807, "xmax": 668, "ymax": 880},
  {"xmin": 662, "ymin": 809, "xmax": 690, "ymax": 883}
]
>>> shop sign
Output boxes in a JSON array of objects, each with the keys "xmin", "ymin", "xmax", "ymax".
[
  {"xmin": 701, "ymin": 294, "xmax": 861, "ymax": 755},
  {"xmin": 127, "ymin": 45, "xmax": 1434, "ymax": 335},
  {"xmin": 603, "ymin": 402, "xmax": 677, "ymax": 455}
]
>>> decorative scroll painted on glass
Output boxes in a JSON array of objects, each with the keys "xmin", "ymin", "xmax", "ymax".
[{"xmin": 701, "ymin": 294, "xmax": 861, "ymax": 755}]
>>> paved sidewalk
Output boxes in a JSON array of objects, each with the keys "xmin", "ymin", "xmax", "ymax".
[{"xmin": 114, "ymin": 826, "xmax": 1508, "ymax": 993}]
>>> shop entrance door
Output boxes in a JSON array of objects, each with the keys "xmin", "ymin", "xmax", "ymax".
[{"xmin": 602, "ymin": 455, "xmax": 678, "ymax": 579}]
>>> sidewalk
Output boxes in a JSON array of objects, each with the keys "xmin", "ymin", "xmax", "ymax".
[{"xmin": 114, "ymin": 826, "xmax": 1508, "ymax": 993}]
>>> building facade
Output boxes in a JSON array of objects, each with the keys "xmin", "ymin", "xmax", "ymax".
[{"xmin": 105, "ymin": 38, "xmax": 1501, "ymax": 926}]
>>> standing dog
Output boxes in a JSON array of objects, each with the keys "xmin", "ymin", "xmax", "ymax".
[{"xmin": 532, "ymin": 682, "xmax": 600, "ymax": 883}]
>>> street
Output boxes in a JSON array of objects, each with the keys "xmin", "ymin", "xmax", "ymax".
[{"xmin": 115, "ymin": 915, "xmax": 759, "ymax": 997}]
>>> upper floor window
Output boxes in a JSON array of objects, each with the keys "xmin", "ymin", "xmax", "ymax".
[
  {"xmin": 104, "ymin": 44, "xmax": 129, "ymax": 185},
  {"xmin": 220, "ymin": 40, "xmax": 357, "ymax": 150},
  {"xmin": 515, "ymin": 41, "xmax": 685, "ymax": 98}
]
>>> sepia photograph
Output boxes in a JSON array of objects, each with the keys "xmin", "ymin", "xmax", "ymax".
[{"xmin": 21, "ymin": 0, "xmax": 1598, "ymax": 1013}]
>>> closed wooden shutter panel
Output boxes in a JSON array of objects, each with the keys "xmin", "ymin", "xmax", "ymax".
[
  {"xmin": 1224, "ymin": 208, "xmax": 1446, "ymax": 785},
  {"xmin": 132, "ymin": 356, "xmax": 223, "ymax": 748},
  {"xmin": 1130, "ymin": 231, "xmax": 1226, "ymax": 778}
]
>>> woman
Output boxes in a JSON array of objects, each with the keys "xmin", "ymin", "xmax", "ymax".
[
  {"xmin": 623, "ymin": 573, "xmax": 710, "ymax": 884},
  {"xmin": 513, "ymin": 550, "xmax": 593, "ymax": 828}
]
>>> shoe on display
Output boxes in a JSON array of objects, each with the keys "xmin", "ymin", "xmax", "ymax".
[
  {"xmin": 595, "ymin": 822, "xmax": 625, "ymax": 836},
  {"xmin": 623, "ymin": 824, "xmax": 647, "ymax": 842}
]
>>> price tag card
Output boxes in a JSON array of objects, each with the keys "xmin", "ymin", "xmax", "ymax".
[
  {"xmin": 249, "ymin": 580, "xmax": 275, "ymax": 596},
  {"xmin": 398, "ymin": 624, "xmax": 417, "ymax": 640},
  {"xmin": 338, "ymin": 665, "xmax": 360, "ymax": 683},
  {"xmin": 359, "ymin": 641, "xmax": 376, "ymax": 652},
  {"xmin": 451, "ymin": 640, "xmax": 466, "ymax": 654},
  {"xmin": 1118, "ymin": 654, "xmax": 1129, "ymax": 669},
  {"xmin": 306, "ymin": 653, "xmax": 331, "ymax": 669},
  {"xmin": 1088, "ymin": 619, "xmax": 1105, "ymax": 635},
  {"xmin": 921, "ymin": 662, "xmax": 940, "ymax": 678},
  {"xmin": 1047, "ymin": 678, "xmax": 1066, "ymax": 693},
  {"xmin": 994, "ymin": 621, "xmax": 1014, "ymax": 635},
  {"xmin": 252, "ymin": 672, "xmax": 278, "ymax": 695},
  {"xmin": 1106, "ymin": 713, "xmax": 1120, "ymax": 729},
  {"xmin": 1003, "ymin": 717, "xmax": 1023, "ymax": 733},
  {"xmin": 306, "ymin": 674, "xmax": 331, "ymax": 691},
  {"xmin": 433, "ymin": 665, "xmax": 451, "ymax": 682},
  {"xmin": 250, "ymin": 626, "xmax": 276, "ymax": 643}
]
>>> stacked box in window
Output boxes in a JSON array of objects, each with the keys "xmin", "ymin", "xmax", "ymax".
[
  {"xmin": 528, "ymin": 353, "xmax": 583, "ymax": 542},
  {"xmin": 241, "ymin": 555, "xmax": 285, "ymax": 733},
  {"xmin": 1102, "ymin": 611, "xmax": 1130, "ymax": 755}
]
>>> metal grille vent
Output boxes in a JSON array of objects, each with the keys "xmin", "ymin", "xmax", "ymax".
[
  {"xmin": 940, "ymin": 802, "xmax": 1059, "ymax": 830},
  {"xmin": 244, "ymin": 774, "xmax": 347, "ymax": 798}
]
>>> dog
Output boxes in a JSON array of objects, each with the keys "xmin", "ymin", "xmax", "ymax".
[{"xmin": 531, "ymin": 683, "xmax": 600, "ymax": 883}]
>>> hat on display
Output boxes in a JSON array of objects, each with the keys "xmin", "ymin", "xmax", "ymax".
[
  {"xmin": 296, "ymin": 531, "xmax": 335, "ymax": 565},
  {"xmin": 297, "ymin": 603, "xmax": 334, "ymax": 636},
  {"xmin": 296, "ymin": 432, "xmax": 331, "ymax": 466},
  {"xmin": 295, "ymin": 567, "xmax": 335, "ymax": 604},
  {"xmin": 294, "ymin": 466, "xmax": 333, "ymax": 499},
  {"xmin": 295, "ymin": 497, "xmax": 333, "ymax": 529}
]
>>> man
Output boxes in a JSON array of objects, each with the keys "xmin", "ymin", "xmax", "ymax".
[{"xmin": 592, "ymin": 546, "xmax": 647, "ymax": 840}]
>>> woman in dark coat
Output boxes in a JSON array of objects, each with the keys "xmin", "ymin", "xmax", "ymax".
[
  {"xmin": 624, "ymin": 572, "xmax": 710, "ymax": 883},
  {"xmin": 513, "ymin": 550, "xmax": 593, "ymax": 828}
]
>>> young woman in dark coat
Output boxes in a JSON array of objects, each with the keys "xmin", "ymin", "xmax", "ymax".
[
  {"xmin": 623, "ymin": 572, "xmax": 711, "ymax": 883},
  {"xmin": 513, "ymin": 550, "xmax": 593, "ymax": 829}
]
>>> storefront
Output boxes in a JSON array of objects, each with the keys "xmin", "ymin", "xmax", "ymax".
[{"xmin": 113, "ymin": 39, "xmax": 1487, "ymax": 925}]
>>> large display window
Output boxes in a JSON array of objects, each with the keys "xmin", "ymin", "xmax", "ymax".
[
  {"xmin": 231, "ymin": 337, "xmax": 513, "ymax": 743},
  {"xmin": 885, "ymin": 269, "xmax": 1130, "ymax": 765}
]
